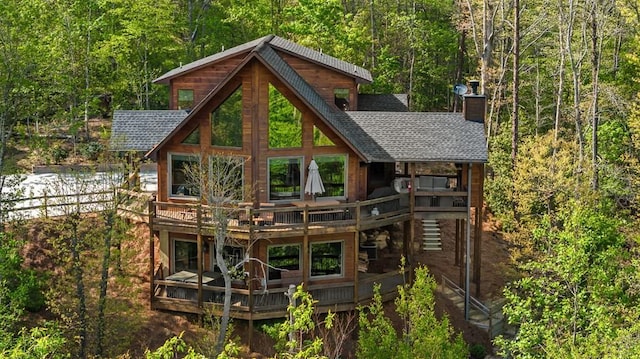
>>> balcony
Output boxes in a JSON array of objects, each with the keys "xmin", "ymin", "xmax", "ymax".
[
  {"xmin": 152, "ymin": 269, "xmax": 407, "ymax": 319},
  {"xmin": 149, "ymin": 194, "xmax": 414, "ymax": 238}
]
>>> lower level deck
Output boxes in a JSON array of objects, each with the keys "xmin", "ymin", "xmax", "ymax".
[{"xmin": 152, "ymin": 270, "xmax": 406, "ymax": 320}]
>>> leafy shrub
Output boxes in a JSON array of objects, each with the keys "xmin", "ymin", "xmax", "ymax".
[
  {"xmin": 469, "ymin": 343, "xmax": 486, "ymax": 359},
  {"xmin": 51, "ymin": 145, "xmax": 69, "ymax": 164},
  {"xmin": 80, "ymin": 142, "xmax": 104, "ymax": 161}
]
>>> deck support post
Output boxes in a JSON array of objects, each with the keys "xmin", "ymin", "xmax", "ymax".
[
  {"xmin": 464, "ymin": 163, "xmax": 472, "ymax": 321},
  {"xmin": 302, "ymin": 206, "xmax": 309, "ymax": 290},
  {"xmin": 354, "ymin": 231, "xmax": 360, "ymax": 305},
  {"xmin": 148, "ymin": 200, "xmax": 155, "ymax": 310},
  {"xmin": 408, "ymin": 163, "xmax": 416, "ymax": 283},
  {"xmin": 196, "ymin": 206, "xmax": 203, "ymax": 310}
]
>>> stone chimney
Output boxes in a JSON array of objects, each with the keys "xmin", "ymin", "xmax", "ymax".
[{"xmin": 463, "ymin": 80, "xmax": 485, "ymax": 123}]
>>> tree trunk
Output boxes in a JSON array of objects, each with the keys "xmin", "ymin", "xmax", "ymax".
[
  {"xmin": 70, "ymin": 213, "xmax": 87, "ymax": 358},
  {"xmin": 511, "ymin": 0, "xmax": 520, "ymax": 168},
  {"xmin": 96, "ymin": 211, "xmax": 114, "ymax": 357},
  {"xmin": 590, "ymin": 2, "xmax": 600, "ymax": 190}
]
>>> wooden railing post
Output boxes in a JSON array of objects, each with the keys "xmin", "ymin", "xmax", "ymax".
[
  {"xmin": 148, "ymin": 200, "xmax": 155, "ymax": 309},
  {"xmin": 43, "ymin": 190, "xmax": 49, "ymax": 219}
]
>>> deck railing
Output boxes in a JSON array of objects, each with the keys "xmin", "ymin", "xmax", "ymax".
[
  {"xmin": 150, "ymin": 194, "xmax": 412, "ymax": 234},
  {"xmin": 152, "ymin": 270, "xmax": 406, "ymax": 319}
]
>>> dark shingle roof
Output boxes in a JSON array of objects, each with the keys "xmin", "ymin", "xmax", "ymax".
[
  {"xmin": 358, "ymin": 94, "xmax": 409, "ymax": 111},
  {"xmin": 268, "ymin": 36, "xmax": 372, "ymax": 83},
  {"xmin": 153, "ymin": 35, "xmax": 372, "ymax": 84},
  {"xmin": 153, "ymin": 35, "xmax": 272, "ymax": 83},
  {"xmin": 346, "ymin": 112, "xmax": 488, "ymax": 163},
  {"xmin": 110, "ymin": 110, "xmax": 187, "ymax": 151}
]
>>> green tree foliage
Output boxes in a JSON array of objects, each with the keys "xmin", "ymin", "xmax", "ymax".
[
  {"xmin": 357, "ymin": 266, "xmax": 468, "ymax": 359},
  {"xmin": 1, "ymin": 325, "xmax": 68, "ymax": 359},
  {"xmin": 496, "ymin": 203, "xmax": 640, "ymax": 358},
  {"xmin": 263, "ymin": 285, "xmax": 329, "ymax": 359}
]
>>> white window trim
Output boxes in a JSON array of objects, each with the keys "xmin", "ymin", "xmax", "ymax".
[
  {"xmin": 168, "ymin": 152, "xmax": 200, "ymax": 200},
  {"xmin": 267, "ymin": 243, "xmax": 302, "ymax": 282},
  {"xmin": 267, "ymin": 156, "xmax": 304, "ymax": 203},
  {"xmin": 309, "ymin": 240, "xmax": 344, "ymax": 279},
  {"xmin": 312, "ymin": 153, "xmax": 348, "ymax": 200}
]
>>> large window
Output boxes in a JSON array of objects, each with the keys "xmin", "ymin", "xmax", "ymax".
[
  {"xmin": 182, "ymin": 127, "xmax": 200, "ymax": 145},
  {"xmin": 173, "ymin": 239, "xmax": 198, "ymax": 272},
  {"xmin": 313, "ymin": 126, "xmax": 335, "ymax": 146},
  {"xmin": 267, "ymin": 244, "xmax": 301, "ymax": 280},
  {"xmin": 178, "ymin": 89, "xmax": 194, "ymax": 110},
  {"xmin": 269, "ymin": 84, "xmax": 302, "ymax": 148},
  {"xmin": 268, "ymin": 157, "xmax": 302, "ymax": 201},
  {"xmin": 211, "ymin": 86, "xmax": 242, "ymax": 147},
  {"xmin": 314, "ymin": 154, "xmax": 346, "ymax": 198},
  {"xmin": 310, "ymin": 241, "xmax": 343, "ymax": 278},
  {"xmin": 169, "ymin": 153, "xmax": 200, "ymax": 198}
]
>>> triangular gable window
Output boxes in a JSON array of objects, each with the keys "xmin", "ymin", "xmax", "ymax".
[
  {"xmin": 182, "ymin": 127, "xmax": 200, "ymax": 145},
  {"xmin": 269, "ymin": 84, "xmax": 302, "ymax": 149},
  {"xmin": 313, "ymin": 126, "xmax": 335, "ymax": 146},
  {"xmin": 211, "ymin": 86, "xmax": 243, "ymax": 148}
]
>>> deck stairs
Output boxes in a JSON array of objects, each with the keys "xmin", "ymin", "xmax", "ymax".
[
  {"xmin": 439, "ymin": 275, "xmax": 506, "ymax": 339},
  {"xmin": 422, "ymin": 219, "xmax": 442, "ymax": 251}
]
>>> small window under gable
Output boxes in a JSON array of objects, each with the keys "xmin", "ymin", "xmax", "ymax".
[
  {"xmin": 269, "ymin": 83, "xmax": 302, "ymax": 149},
  {"xmin": 178, "ymin": 89, "xmax": 194, "ymax": 110},
  {"xmin": 334, "ymin": 88, "xmax": 350, "ymax": 111},
  {"xmin": 313, "ymin": 126, "xmax": 335, "ymax": 146},
  {"xmin": 181, "ymin": 127, "xmax": 200, "ymax": 145},
  {"xmin": 211, "ymin": 86, "xmax": 243, "ymax": 148}
]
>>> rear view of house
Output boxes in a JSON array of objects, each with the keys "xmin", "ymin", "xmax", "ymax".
[{"xmin": 111, "ymin": 35, "xmax": 487, "ymax": 322}]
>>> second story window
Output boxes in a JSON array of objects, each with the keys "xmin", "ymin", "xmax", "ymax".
[
  {"xmin": 211, "ymin": 86, "xmax": 243, "ymax": 148},
  {"xmin": 269, "ymin": 84, "xmax": 302, "ymax": 149},
  {"xmin": 169, "ymin": 153, "xmax": 200, "ymax": 198},
  {"xmin": 268, "ymin": 157, "xmax": 302, "ymax": 201},
  {"xmin": 334, "ymin": 88, "xmax": 349, "ymax": 110},
  {"xmin": 314, "ymin": 154, "xmax": 347, "ymax": 198},
  {"xmin": 178, "ymin": 89, "xmax": 194, "ymax": 110}
]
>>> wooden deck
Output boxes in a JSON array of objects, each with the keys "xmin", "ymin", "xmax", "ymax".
[
  {"xmin": 151, "ymin": 270, "xmax": 407, "ymax": 320},
  {"xmin": 147, "ymin": 191, "xmax": 467, "ymax": 238}
]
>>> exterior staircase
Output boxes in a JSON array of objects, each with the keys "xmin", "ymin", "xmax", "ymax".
[
  {"xmin": 422, "ymin": 219, "xmax": 442, "ymax": 250},
  {"xmin": 439, "ymin": 275, "xmax": 506, "ymax": 339}
]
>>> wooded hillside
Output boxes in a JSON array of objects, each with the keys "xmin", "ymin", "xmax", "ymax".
[{"xmin": 2, "ymin": 0, "xmax": 640, "ymax": 357}]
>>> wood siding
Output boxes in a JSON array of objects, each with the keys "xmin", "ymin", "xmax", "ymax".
[
  {"xmin": 158, "ymin": 60, "xmax": 363, "ymax": 203},
  {"xmin": 278, "ymin": 52, "xmax": 359, "ymax": 111},
  {"xmin": 168, "ymin": 55, "xmax": 246, "ymax": 110}
]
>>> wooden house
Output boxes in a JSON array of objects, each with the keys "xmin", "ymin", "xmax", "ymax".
[{"xmin": 111, "ymin": 35, "xmax": 487, "ymax": 324}]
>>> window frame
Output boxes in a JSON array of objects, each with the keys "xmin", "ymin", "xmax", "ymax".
[
  {"xmin": 171, "ymin": 237, "xmax": 213, "ymax": 273},
  {"xmin": 211, "ymin": 85, "xmax": 243, "ymax": 148},
  {"xmin": 267, "ymin": 156, "xmax": 304, "ymax": 202},
  {"xmin": 168, "ymin": 153, "xmax": 201, "ymax": 200},
  {"xmin": 177, "ymin": 89, "xmax": 194, "ymax": 110},
  {"xmin": 267, "ymin": 244, "xmax": 302, "ymax": 281},
  {"xmin": 268, "ymin": 83, "xmax": 303, "ymax": 149},
  {"xmin": 313, "ymin": 154, "xmax": 347, "ymax": 200},
  {"xmin": 309, "ymin": 240, "xmax": 344, "ymax": 279}
]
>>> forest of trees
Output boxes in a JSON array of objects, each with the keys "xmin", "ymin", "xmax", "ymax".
[{"xmin": 3, "ymin": 0, "xmax": 640, "ymax": 357}]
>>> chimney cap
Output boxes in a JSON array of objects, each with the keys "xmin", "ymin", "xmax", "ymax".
[{"xmin": 469, "ymin": 80, "xmax": 480, "ymax": 95}]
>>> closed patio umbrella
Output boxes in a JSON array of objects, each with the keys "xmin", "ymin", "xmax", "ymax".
[{"xmin": 304, "ymin": 159, "xmax": 325, "ymax": 200}]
